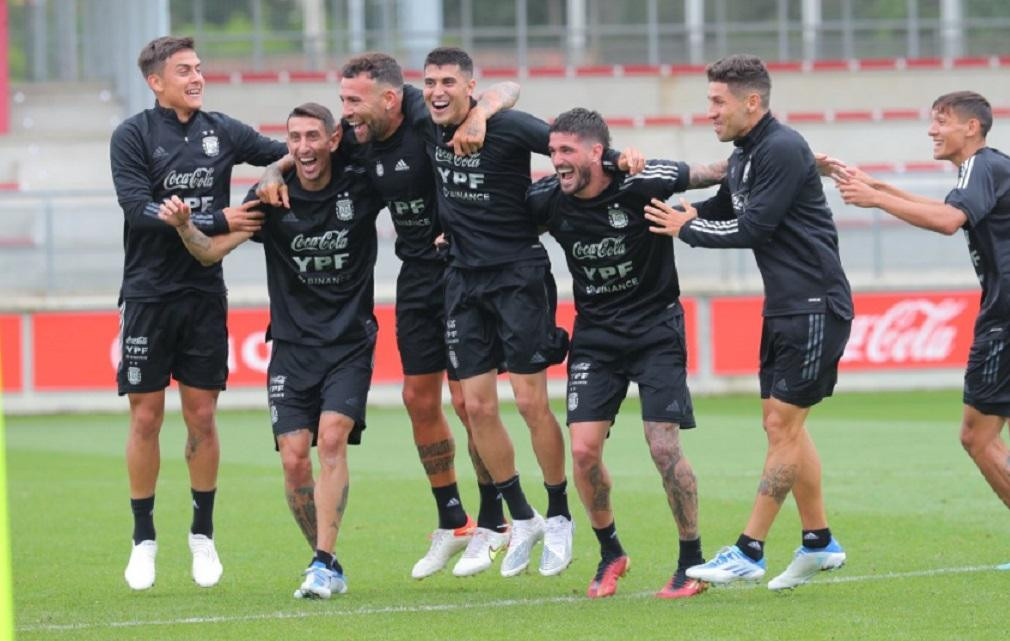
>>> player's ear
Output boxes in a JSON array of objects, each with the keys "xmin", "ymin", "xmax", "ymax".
[
  {"xmin": 591, "ymin": 142, "xmax": 604, "ymax": 162},
  {"xmin": 146, "ymin": 73, "xmax": 162, "ymax": 94},
  {"xmin": 328, "ymin": 126, "xmax": 341, "ymax": 152}
]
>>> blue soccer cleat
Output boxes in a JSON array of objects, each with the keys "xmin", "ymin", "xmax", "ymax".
[
  {"xmin": 293, "ymin": 560, "xmax": 347, "ymax": 599},
  {"xmin": 767, "ymin": 537, "xmax": 846, "ymax": 590},
  {"xmin": 685, "ymin": 545, "xmax": 766, "ymax": 584}
]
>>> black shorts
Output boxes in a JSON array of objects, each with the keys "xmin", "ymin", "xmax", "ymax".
[
  {"xmin": 395, "ymin": 261, "xmax": 459, "ymax": 380},
  {"xmin": 963, "ymin": 324, "xmax": 1010, "ymax": 417},
  {"xmin": 566, "ymin": 305, "xmax": 696, "ymax": 428},
  {"xmin": 444, "ymin": 263, "xmax": 569, "ymax": 379},
  {"xmin": 117, "ymin": 292, "xmax": 229, "ymax": 395},
  {"xmin": 759, "ymin": 311, "xmax": 851, "ymax": 408},
  {"xmin": 266, "ymin": 336, "xmax": 375, "ymax": 449}
]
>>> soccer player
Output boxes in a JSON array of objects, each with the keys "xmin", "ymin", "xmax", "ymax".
[
  {"xmin": 256, "ymin": 53, "xmax": 520, "ymax": 579},
  {"xmin": 415, "ymin": 46, "xmax": 577, "ymax": 577},
  {"xmin": 644, "ymin": 55, "xmax": 853, "ymax": 590},
  {"xmin": 528, "ymin": 108, "xmax": 727, "ymax": 598},
  {"xmin": 111, "ymin": 36, "xmax": 287, "ymax": 591},
  {"xmin": 159, "ymin": 102, "xmax": 384, "ymax": 599},
  {"xmin": 836, "ymin": 91, "xmax": 1010, "ymax": 533}
]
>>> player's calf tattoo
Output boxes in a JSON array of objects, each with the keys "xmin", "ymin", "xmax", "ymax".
[
  {"xmin": 285, "ymin": 485, "xmax": 317, "ymax": 547},
  {"xmin": 467, "ymin": 442, "xmax": 494, "ymax": 484},
  {"xmin": 587, "ymin": 463, "xmax": 610, "ymax": 513},
  {"xmin": 185, "ymin": 433, "xmax": 200, "ymax": 462},
  {"xmin": 646, "ymin": 422, "xmax": 698, "ymax": 538},
  {"xmin": 417, "ymin": 439, "xmax": 455, "ymax": 476},
  {"xmin": 758, "ymin": 463, "xmax": 799, "ymax": 504}
]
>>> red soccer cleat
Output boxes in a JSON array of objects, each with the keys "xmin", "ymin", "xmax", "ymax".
[
  {"xmin": 586, "ymin": 555, "xmax": 630, "ymax": 599},
  {"xmin": 656, "ymin": 569, "xmax": 708, "ymax": 599}
]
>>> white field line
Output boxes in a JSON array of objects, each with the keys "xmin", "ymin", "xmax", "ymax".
[{"xmin": 18, "ymin": 564, "xmax": 1003, "ymax": 633}]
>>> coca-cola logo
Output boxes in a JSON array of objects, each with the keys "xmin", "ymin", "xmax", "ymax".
[
  {"xmin": 163, "ymin": 167, "xmax": 215, "ymax": 191},
  {"xmin": 843, "ymin": 298, "xmax": 967, "ymax": 364},
  {"xmin": 572, "ymin": 236, "xmax": 627, "ymax": 261},
  {"xmin": 434, "ymin": 147, "xmax": 481, "ymax": 168},
  {"xmin": 290, "ymin": 230, "xmax": 349, "ymax": 252}
]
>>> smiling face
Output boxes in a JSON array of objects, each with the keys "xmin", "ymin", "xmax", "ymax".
[
  {"xmin": 927, "ymin": 107, "xmax": 977, "ymax": 164},
  {"xmin": 706, "ymin": 81, "xmax": 760, "ymax": 142},
  {"xmin": 549, "ymin": 131, "xmax": 602, "ymax": 197},
  {"xmin": 286, "ymin": 115, "xmax": 341, "ymax": 190},
  {"xmin": 422, "ymin": 63, "xmax": 475, "ymax": 126},
  {"xmin": 340, "ymin": 73, "xmax": 399, "ymax": 144},
  {"xmin": 148, "ymin": 49, "xmax": 203, "ymax": 119}
]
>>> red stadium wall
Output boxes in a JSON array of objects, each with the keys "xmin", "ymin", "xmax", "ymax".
[{"xmin": 0, "ymin": 292, "xmax": 975, "ymax": 396}]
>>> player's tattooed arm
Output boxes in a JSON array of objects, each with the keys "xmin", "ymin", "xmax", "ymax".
[
  {"xmin": 687, "ymin": 159, "xmax": 728, "ymax": 188},
  {"xmin": 158, "ymin": 195, "xmax": 255, "ymax": 265},
  {"xmin": 450, "ymin": 81, "xmax": 521, "ymax": 155}
]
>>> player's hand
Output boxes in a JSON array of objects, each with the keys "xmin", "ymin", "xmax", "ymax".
[
  {"xmin": 224, "ymin": 200, "xmax": 265, "ymax": 233},
  {"xmin": 814, "ymin": 153, "xmax": 850, "ymax": 180},
  {"xmin": 836, "ymin": 177, "xmax": 881, "ymax": 208},
  {"xmin": 157, "ymin": 195, "xmax": 192, "ymax": 228},
  {"xmin": 644, "ymin": 197, "xmax": 696, "ymax": 237},
  {"xmin": 618, "ymin": 147, "xmax": 645, "ymax": 175},
  {"xmin": 451, "ymin": 107, "xmax": 488, "ymax": 156},
  {"xmin": 255, "ymin": 164, "xmax": 289, "ymax": 209}
]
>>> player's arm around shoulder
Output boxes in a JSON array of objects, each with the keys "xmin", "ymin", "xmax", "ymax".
[{"xmin": 159, "ymin": 196, "xmax": 257, "ymax": 266}]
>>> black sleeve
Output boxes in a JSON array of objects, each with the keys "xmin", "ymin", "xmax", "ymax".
[
  {"xmin": 693, "ymin": 181, "xmax": 735, "ymax": 220},
  {"xmin": 110, "ymin": 121, "xmax": 228, "ymax": 236},
  {"xmin": 220, "ymin": 113, "xmax": 288, "ymax": 167},
  {"xmin": 681, "ymin": 137, "xmax": 806, "ymax": 248},
  {"xmin": 499, "ymin": 110, "xmax": 550, "ymax": 156},
  {"xmin": 402, "ymin": 85, "xmax": 430, "ymax": 128},
  {"xmin": 946, "ymin": 155, "xmax": 1001, "ymax": 226},
  {"xmin": 629, "ymin": 159, "xmax": 690, "ymax": 200},
  {"xmin": 526, "ymin": 175, "xmax": 558, "ymax": 228}
]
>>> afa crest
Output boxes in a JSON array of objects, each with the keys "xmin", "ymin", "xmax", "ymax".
[
  {"xmin": 608, "ymin": 204, "xmax": 629, "ymax": 229},
  {"xmin": 335, "ymin": 192, "xmax": 354, "ymax": 221},
  {"xmin": 202, "ymin": 135, "xmax": 220, "ymax": 157}
]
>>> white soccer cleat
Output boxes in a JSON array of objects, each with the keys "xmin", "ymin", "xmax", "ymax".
[
  {"xmin": 453, "ymin": 526, "xmax": 511, "ymax": 576},
  {"xmin": 188, "ymin": 533, "xmax": 223, "ymax": 588},
  {"xmin": 412, "ymin": 516, "xmax": 476, "ymax": 579},
  {"xmin": 501, "ymin": 511, "xmax": 546, "ymax": 577},
  {"xmin": 767, "ymin": 538, "xmax": 846, "ymax": 590},
  {"xmin": 293, "ymin": 561, "xmax": 347, "ymax": 599},
  {"xmin": 539, "ymin": 515, "xmax": 574, "ymax": 576},
  {"xmin": 685, "ymin": 545, "xmax": 766, "ymax": 584},
  {"xmin": 124, "ymin": 539, "xmax": 157, "ymax": 590}
]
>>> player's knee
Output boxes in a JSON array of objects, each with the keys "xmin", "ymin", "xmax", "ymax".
[
  {"xmin": 463, "ymin": 395, "xmax": 497, "ymax": 424},
  {"xmin": 280, "ymin": 449, "xmax": 312, "ymax": 484},
  {"xmin": 182, "ymin": 403, "xmax": 216, "ymax": 435},
  {"xmin": 130, "ymin": 404, "xmax": 164, "ymax": 438},
  {"xmin": 450, "ymin": 392, "xmax": 469, "ymax": 426},
  {"xmin": 959, "ymin": 421, "xmax": 986, "ymax": 457},
  {"xmin": 570, "ymin": 438, "xmax": 602, "ymax": 471},
  {"xmin": 402, "ymin": 385, "xmax": 441, "ymax": 424},
  {"xmin": 317, "ymin": 419, "xmax": 352, "ymax": 458},
  {"xmin": 514, "ymin": 392, "xmax": 549, "ymax": 424}
]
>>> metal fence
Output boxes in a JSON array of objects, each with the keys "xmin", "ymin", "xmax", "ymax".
[{"xmin": 0, "ymin": 173, "xmax": 977, "ymax": 305}]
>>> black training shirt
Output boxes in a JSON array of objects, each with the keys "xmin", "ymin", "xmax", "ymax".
[
  {"xmin": 678, "ymin": 113, "xmax": 853, "ymax": 319},
  {"xmin": 248, "ymin": 162, "xmax": 384, "ymax": 345},
  {"xmin": 945, "ymin": 147, "xmax": 1010, "ymax": 333},
  {"xmin": 111, "ymin": 102, "xmax": 286, "ymax": 302},
  {"xmin": 423, "ymin": 107, "xmax": 550, "ymax": 268},
  {"xmin": 529, "ymin": 160, "xmax": 691, "ymax": 334}
]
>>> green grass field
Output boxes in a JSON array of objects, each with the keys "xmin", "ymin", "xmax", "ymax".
[{"xmin": 7, "ymin": 389, "xmax": 1009, "ymax": 640}]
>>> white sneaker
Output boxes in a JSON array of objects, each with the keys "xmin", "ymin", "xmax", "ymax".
[
  {"xmin": 539, "ymin": 515, "xmax": 574, "ymax": 576},
  {"xmin": 453, "ymin": 526, "xmax": 511, "ymax": 577},
  {"xmin": 501, "ymin": 511, "xmax": 546, "ymax": 577},
  {"xmin": 124, "ymin": 540, "xmax": 157, "ymax": 590},
  {"xmin": 767, "ymin": 538, "xmax": 846, "ymax": 590},
  {"xmin": 294, "ymin": 561, "xmax": 347, "ymax": 599},
  {"xmin": 188, "ymin": 533, "xmax": 223, "ymax": 588},
  {"xmin": 412, "ymin": 516, "xmax": 476, "ymax": 579}
]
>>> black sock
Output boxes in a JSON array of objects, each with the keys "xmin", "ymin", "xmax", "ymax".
[
  {"xmin": 314, "ymin": 549, "xmax": 343, "ymax": 573},
  {"xmin": 190, "ymin": 488, "xmax": 216, "ymax": 538},
  {"xmin": 477, "ymin": 482, "xmax": 507, "ymax": 532},
  {"xmin": 736, "ymin": 533, "xmax": 764, "ymax": 561},
  {"xmin": 432, "ymin": 483, "xmax": 468, "ymax": 530},
  {"xmin": 677, "ymin": 537, "xmax": 704, "ymax": 571},
  {"xmin": 802, "ymin": 527, "xmax": 832, "ymax": 549},
  {"xmin": 544, "ymin": 480, "xmax": 571, "ymax": 520},
  {"xmin": 131, "ymin": 495, "xmax": 156, "ymax": 544},
  {"xmin": 593, "ymin": 521, "xmax": 625, "ymax": 560},
  {"xmin": 494, "ymin": 474, "xmax": 535, "ymax": 520}
]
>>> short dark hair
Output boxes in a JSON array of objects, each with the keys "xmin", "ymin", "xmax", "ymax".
[
  {"xmin": 137, "ymin": 36, "xmax": 196, "ymax": 78},
  {"xmin": 341, "ymin": 52, "xmax": 404, "ymax": 89},
  {"xmin": 424, "ymin": 47, "xmax": 474, "ymax": 76},
  {"xmin": 932, "ymin": 91, "xmax": 992, "ymax": 137},
  {"xmin": 549, "ymin": 108, "xmax": 611, "ymax": 148},
  {"xmin": 288, "ymin": 102, "xmax": 337, "ymax": 134},
  {"xmin": 706, "ymin": 54, "xmax": 771, "ymax": 108}
]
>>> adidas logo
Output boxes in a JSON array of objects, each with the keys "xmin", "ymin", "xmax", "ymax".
[
  {"xmin": 446, "ymin": 498, "xmax": 460, "ymax": 508},
  {"xmin": 558, "ymin": 219, "xmax": 574, "ymax": 232},
  {"xmin": 665, "ymin": 400, "xmax": 681, "ymax": 412},
  {"xmin": 775, "ymin": 379, "xmax": 789, "ymax": 391},
  {"xmin": 281, "ymin": 212, "xmax": 298, "ymax": 222},
  {"xmin": 530, "ymin": 352, "xmax": 547, "ymax": 364},
  {"xmin": 747, "ymin": 541, "xmax": 762, "ymax": 551},
  {"xmin": 153, "ymin": 146, "xmax": 168, "ymax": 159},
  {"xmin": 803, "ymin": 532, "xmax": 819, "ymax": 541},
  {"xmin": 394, "ymin": 159, "xmax": 410, "ymax": 172}
]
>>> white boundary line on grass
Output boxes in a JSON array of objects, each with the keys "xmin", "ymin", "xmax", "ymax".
[{"xmin": 18, "ymin": 564, "xmax": 1002, "ymax": 633}]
